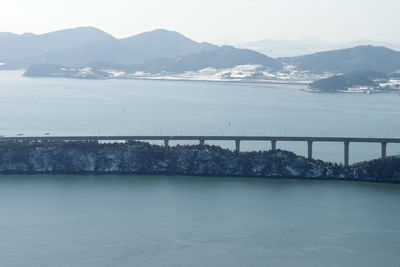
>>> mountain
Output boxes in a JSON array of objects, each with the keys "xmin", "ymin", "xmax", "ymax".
[
  {"xmin": 280, "ymin": 46, "xmax": 400, "ymax": 73},
  {"xmin": 39, "ymin": 29, "xmax": 219, "ymax": 67},
  {"xmin": 134, "ymin": 46, "xmax": 282, "ymax": 74},
  {"xmin": 0, "ymin": 27, "xmax": 115, "ymax": 68},
  {"xmin": 37, "ymin": 38, "xmax": 123, "ymax": 67},
  {"xmin": 336, "ymin": 39, "xmax": 400, "ymax": 52},
  {"xmin": 309, "ymin": 70, "xmax": 389, "ymax": 92},
  {"xmin": 239, "ymin": 38, "xmax": 400, "ymax": 58},
  {"xmin": 0, "ymin": 27, "xmax": 219, "ymax": 69},
  {"xmin": 118, "ymin": 29, "xmax": 217, "ymax": 64},
  {"xmin": 238, "ymin": 38, "xmax": 331, "ymax": 58},
  {"xmin": 18, "ymin": 27, "xmax": 283, "ymax": 78},
  {"xmin": 23, "ymin": 46, "xmax": 283, "ymax": 78}
]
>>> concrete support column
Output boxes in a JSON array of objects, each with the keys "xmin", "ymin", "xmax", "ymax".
[
  {"xmin": 199, "ymin": 139, "xmax": 205, "ymax": 146},
  {"xmin": 271, "ymin": 140, "xmax": 277, "ymax": 151},
  {"xmin": 381, "ymin": 142, "xmax": 387, "ymax": 159},
  {"xmin": 307, "ymin": 141, "xmax": 313, "ymax": 160},
  {"xmin": 344, "ymin": 141, "xmax": 350, "ymax": 167},
  {"xmin": 164, "ymin": 139, "xmax": 170, "ymax": 148},
  {"xmin": 235, "ymin": 139, "xmax": 241, "ymax": 153}
]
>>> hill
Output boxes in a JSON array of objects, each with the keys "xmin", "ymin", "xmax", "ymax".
[
  {"xmin": 238, "ymin": 37, "xmax": 330, "ymax": 58},
  {"xmin": 239, "ymin": 38, "xmax": 400, "ymax": 58},
  {"xmin": 134, "ymin": 46, "xmax": 282, "ymax": 74},
  {"xmin": 280, "ymin": 45, "xmax": 400, "ymax": 73},
  {"xmin": 23, "ymin": 46, "xmax": 283, "ymax": 78},
  {"xmin": 309, "ymin": 70, "xmax": 389, "ymax": 92},
  {"xmin": 18, "ymin": 27, "xmax": 283, "ymax": 78},
  {"xmin": 0, "ymin": 27, "xmax": 220, "ymax": 69},
  {"xmin": 10, "ymin": 27, "xmax": 400, "ymax": 82},
  {"xmin": 118, "ymin": 29, "xmax": 217, "ymax": 64},
  {"xmin": 0, "ymin": 141, "xmax": 399, "ymax": 183},
  {"xmin": 0, "ymin": 27, "xmax": 114, "ymax": 69},
  {"xmin": 38, "ymin": 29, "xmax": 219, "ymax": 67}
]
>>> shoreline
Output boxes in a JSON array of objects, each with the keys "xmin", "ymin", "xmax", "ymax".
[
  {"xmin": 0, "ymin": 141, "xmax": 398, "ymax": 183},
  {"xmin": 302, "ymin": 86, "xmax": 400, "ymax": 94},
  {"xmin": 1, "ymin": 68, "xmax": 308, "ymax": 86},
  {"xmin": 0, "ymin": 173, "xmax": 398, "ymax": 185},
  {"xmin": 23, "ymin": 73, "xmax": 309, "ymax": 86},
  {"xmin": 113, "ymin": 76, "xmax": 309, "ymax": 86}
]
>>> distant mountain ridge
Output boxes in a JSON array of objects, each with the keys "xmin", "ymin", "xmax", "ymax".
[
  {"xmin": 279, "ymin": 45, "xmax": 400, "ymax": 73},
  {"xmin": 0, "ymin": 27, "xmax": 115, "ymax": 68},
  {"xmin": 134, "ymin": 46, "xmax": 282, "ymax": 74},
  {"xmin": 118, "ymin": 29, "xmax": 217, "ymax": 64},
  {"xmin": 2, "ymin": 26, "xmax": 400, "ymax": 85},
  {"xmin": 1, "ymin": 26, "xmax": 281, "ymax": 74},
  {"xmin": 239, "ymin": 38, "xmax": 400, "ymax": 58},
  {"xmin": 238, "ymin": 38, "xmax": 330, "ymax": 58},
  {"xmin": 39, "ymin": 29, "xmax": 219, "ymax": 67}
]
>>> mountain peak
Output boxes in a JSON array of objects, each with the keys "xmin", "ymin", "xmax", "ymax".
[
  {"xmin": 353, "ymin": 44, "xmax": 391, "ymax": 50},
  {"xmin": 117, "ymin": 29, "xmax": 218, "ymax": 64},
  {"xmin": 122, "ymin": 28, "xmax": 192, "ymax": 43},
  {"xmin": 39, "ymin": 26, "xmax": 115, "ymax": 39},
  {"xmin": 148, "ymin": 28, "xmax": 179, "ymax": 34}
]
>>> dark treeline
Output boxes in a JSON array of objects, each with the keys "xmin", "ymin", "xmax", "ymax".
[{"xmin": 0, "ymin": 141, "xmax": 399, "ymax": 183}]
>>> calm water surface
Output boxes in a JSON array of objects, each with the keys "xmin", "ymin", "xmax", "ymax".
[
  {"xmin": 0, "ymin": 70, "xmax": 400, "ymax": 163},
  {"xmin": 0, "ymin": 175, "xmax": 399, "ymax": 267},
  {"xmin": 1, "ymin": 72, "xmax": 400, "ymax": 266}
]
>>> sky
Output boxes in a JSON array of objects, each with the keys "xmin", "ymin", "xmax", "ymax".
[{"xmin": 0, "ymin": 0, "xmax": 399, "ymax": 44}]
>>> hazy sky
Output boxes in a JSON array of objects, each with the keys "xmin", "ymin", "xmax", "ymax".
[{"xmin": 1, "ymin": 0, "xmax": 399, "ymax": 44}]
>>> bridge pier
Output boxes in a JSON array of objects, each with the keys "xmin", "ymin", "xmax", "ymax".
[
  {"xmin": 235, "ymin": 139, "xmax": 241, "ymax": 153},
  {"xmin": 307, "ymin": 141, "xmax": 313, "ymax": 159},
  {"xmin": 381, "ymin": 142, "xmax": 387, "ymax": 159},
  {"xmin": 199, "ymin": 139, "xmax": 205, "ymax": 146},
  {"xmin": 164, "ymin": 139, "xmax": 169, "ymax": 148},
  {"xmin": 271, "ymin": 140, "xmax": 277, "ymax": 151},
  {"xmin": 344, "ymin": 141, "xmax": 350, "ymax": 167}
]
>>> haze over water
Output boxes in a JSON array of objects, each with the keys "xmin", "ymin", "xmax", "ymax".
[{"xmin": 1, "ymin": 70, "xmax": 399, "ymax": 163}]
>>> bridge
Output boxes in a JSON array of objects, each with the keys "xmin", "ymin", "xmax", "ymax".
[{"xmin": 1, "ymin": 135, "xmax": 400, "ymax": 166}]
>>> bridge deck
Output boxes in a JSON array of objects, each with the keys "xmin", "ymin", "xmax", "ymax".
[{"xmin": 1, "ymin": 136, "xmax": 400, "ymax": 143}]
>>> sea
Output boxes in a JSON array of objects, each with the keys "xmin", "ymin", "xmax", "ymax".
[{"xmin": 0, "ymin": 70, "xmax": 399, "ymax": 266}]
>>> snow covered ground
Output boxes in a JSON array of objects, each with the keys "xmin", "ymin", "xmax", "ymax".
[
  {"xmin": 305, "ymin": 80, "xmax": 400, "ymax": 93},
  {"xmin": 100, "ymin": 64, "xmax": 333, "ymax": 84}
]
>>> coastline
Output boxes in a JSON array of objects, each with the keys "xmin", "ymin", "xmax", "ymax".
[
  {"xmin": 302, "ymin": 85, "xmax": 400, "ymax": 94},
  {"xmin": 0, "ymin": 141, "xmax": 398, "ymax": 184},
  {"xmin": 0, "ymin": 173, "xmax": 398, "ymax": 186},
  {"xmin": 112, "ymin": 75, "xmax": 310, "ymax": 86},
  {"xmin": 0, "ymin": 68, "xmax": 309, "ymax": 86},
  {"xmin": 21, "ymin": 72, "xmax": 309, "ymax": 86}
]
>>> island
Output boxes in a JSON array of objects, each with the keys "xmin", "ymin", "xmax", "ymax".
[
  {"xmin": 306, "ymin": 70, "xmax": 400, "ymax": 93},
  {"xmin": 0, "ymin": 141, "xmax": 399, "ymax": 183}
]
